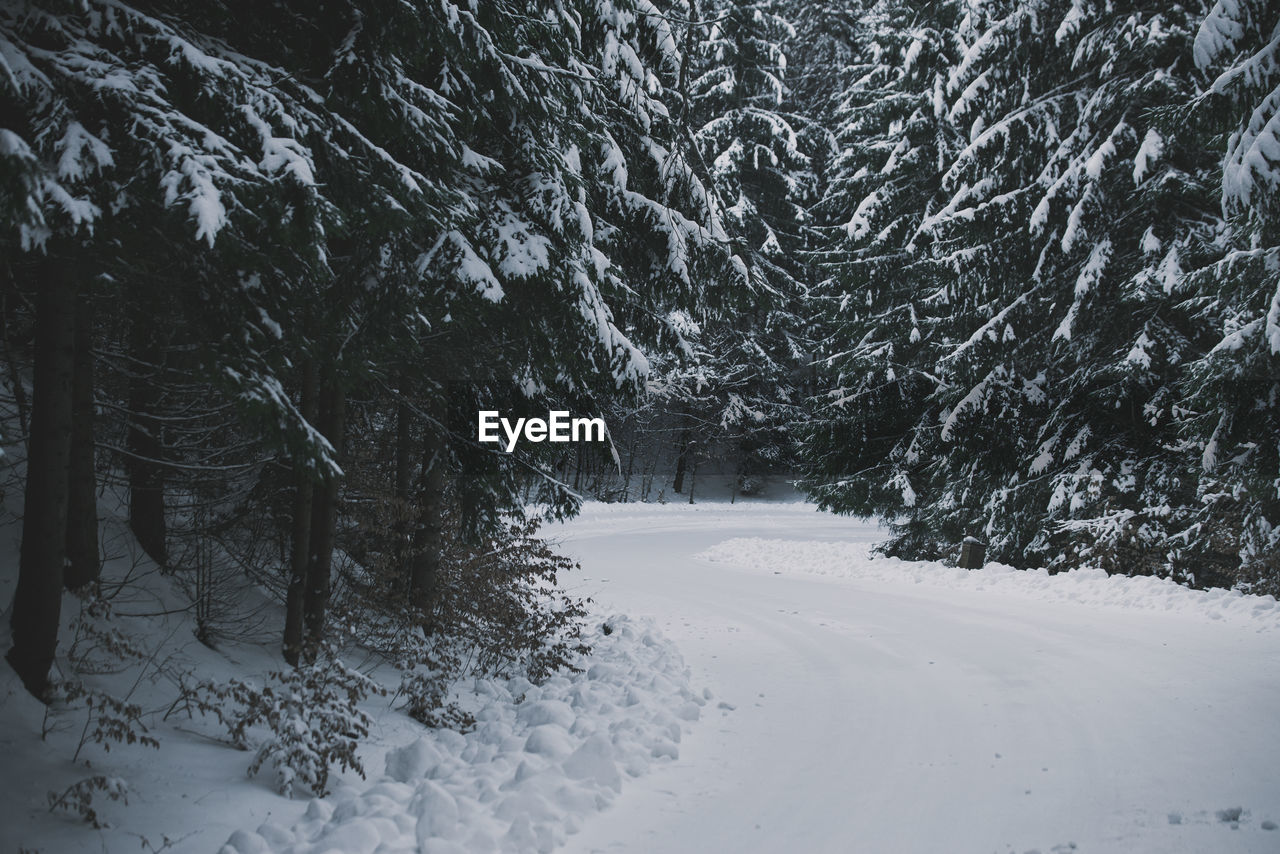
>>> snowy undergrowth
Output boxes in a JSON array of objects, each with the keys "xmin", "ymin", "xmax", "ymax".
[
  {"xmin": 698, "ymin": 538, "xmax": 1280, "ymax": 630},
  {"xmin": 1, "ymin": 483, "xmax": 706, "ymax": 854},
  {"xmin": 219, "ymin": 615, "xmax": 705, "ymax": 854}
]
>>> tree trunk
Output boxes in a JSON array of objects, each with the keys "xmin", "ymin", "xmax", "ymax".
[
  {"xmin": 283, "ymin": 360, "xmax": 318, "ymax": 665},
  {"xmin": 673, "ymin": 424, "xmax": 690, "ymax": 494},
  {"xmin": 409, "ymin": 393, "xmax": 447, "ymax": 623},
  {"xmin": 1, "ymin": 288, "xmax": 30, "ymax": 438},
  {"xmin": 394, "ymin": 373, "xmax": 413, "ymax": 503},
  {"xmin": 8, "ymin": 266, "xmax": 76, "ymax": 698},
  {"xmin": 126, "ymin": 311, "xmax": 166, "ymax": 565},
  {"xmin": 301, "ymin": 366, "xmax": 344, "ymax": 660},
  {"xmin": 65, "ymin": 290, "xmax": 99, "ymax": 589}
]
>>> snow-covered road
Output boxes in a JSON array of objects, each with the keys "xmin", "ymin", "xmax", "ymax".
[{"xmin": 554, "ymin": 504, "xmax": 1280, "ymax": 854}]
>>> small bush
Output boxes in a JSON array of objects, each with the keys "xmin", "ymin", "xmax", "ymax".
[
  {"xmin": 66, "ymin": 590, "xmax": 150, "ymax": 676},
  {"xmin": 48, "ymin": 775, "xmax": 129, "ymax": 829},
  {"xmin": 195, "ymin": 652, "xmax": 383, "ymax": 797},
  {"xmin": 63, "ymin": 681, "xmax": 160, "ymax": 761},
  {"xmin": 339, "ymin": 502, "xmax": 590, "ymax": 728},
  {"xmin": 55, "ymin": 589, "xmax": 161, "ymax": 761}
]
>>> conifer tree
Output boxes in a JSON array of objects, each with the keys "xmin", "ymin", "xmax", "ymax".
[
  {"xmin": 802, "ymin": 0, "xmax": 1219, "ymax": 575},
  {"xmin": 647, "ymin": 0, "xmax": 814, "ymax": 491},
  {"xmin": 1179, "ymin": 0, "xmax": 1280, "ymax": 592}
]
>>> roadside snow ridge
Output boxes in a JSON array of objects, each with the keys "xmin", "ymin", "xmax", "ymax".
[
  {"xmin": 698, "ymin": 538, "xmax": 1280, "ymax": 631},
  {"xmin": 218, "ymin": 615, "xmax": 704, "ymax": 854}
]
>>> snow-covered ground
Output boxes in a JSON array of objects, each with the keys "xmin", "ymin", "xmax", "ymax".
[
  {"xmin": 214, "ymin": 614, "xmax": 705, "ymax": 854},
  {"xmin": 5, "ymin": 501, "xmax": 1279, "ymax": 853},
  {"xmin": 0, "ymin": 504, "xmax": 704, "ymax": 854},
  {"xmin": 554, "ymin": 503, "xmax": 1280, "ymax": 854}
]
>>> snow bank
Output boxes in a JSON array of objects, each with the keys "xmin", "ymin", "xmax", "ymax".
[
  {"xmin": 218, "ymin": 616, "xmax": 705, "ymax": 854},
  {"xmin": 698, "ymin": 538, "xmax": 1280, "ymax": 631}
]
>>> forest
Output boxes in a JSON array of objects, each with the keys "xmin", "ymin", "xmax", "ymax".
[{"xmin": 1, "ymin": 0, "xmax": 1278, "ymax": 732}]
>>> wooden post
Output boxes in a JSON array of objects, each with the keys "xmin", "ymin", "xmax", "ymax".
[{"xmin": 959, "ymin": 536, "xmax": 986, "ymax": 569}]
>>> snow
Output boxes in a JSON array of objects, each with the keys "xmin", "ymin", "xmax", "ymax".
[
  {"xmin": 696, "ymin": 536, "xmax": 1280, "ymax": 631},
  {"xmin": 55, "ymin": 121, "xmax": 114, "ymax": 181},
  {"xmin": 902, "ymin": 38, "xmax": 922, "ymax": 74},
  {"xmin": 1055, "ymin": 0, "xmax": 1086, "ymax": 46},
  {"xmin": 159, "ymin": 143, "xmax": 230, "ymax": 248},
  {"xmin": 445, "ymin": 230, "xmax": 505, "ymax": 302},
  {"xmin": 845, "ymin": 189, "xmax": 878, "ymax": 240},
  {"xmin": 1267, "ymin": 279, "xmax": 1280, "ymax": 354},
  {"xmin": 7, "ymin": 502, "xmax": 1280, "ymax": 854},
  {"xmin": 1060, "ymin": 184, "xmax": 1092, "ymax": 253},
  {"xmin": 1194, "ymin": 0, "xmax": 1246, "ymax": 69},
  {"xmin": 240, "ymin": 107, "xmax": 315, "ymax": 185},
  {"xmin": 554, "ymin": 504, "xmax": 1280, "ymax": 854},
  {"xmin": 1076, "ymin": 238, "xmax": 1111, "ymax": 296},
  {"xmin": 1157, "ymin": 245, "xmax": 1183, "ymax": 294},
  {"xmin": 1054, "ymin": 238, "xmax": 1111, "ymax": 341},
  {"xmin": 940, "ymin": 365, "xmax": 1004, "ymax": 442},
  {"xmin": 217, "ymin": 616, "xmax": 701, "ymax": 854},
  {"xmin": 494, "ymin": 209, "xmax": 553, "ymax": 279},
  {"xmin": 1141, "ymin": 226, "xmax": 1162, "ymax": 254},
  {"xmin": 1084, "ymin": 123, "xmax": 1125, "ymax": 180},
  {"xmin": 1133, "ymin": 127, "xmax": 1164, "ymax": 184},
  {"xmin": 1126, "ymin": 329, "xmax": 1155, "ymax": 368},
  {"xmin": 1030, "ymin": 433, "xmax": 1058, "ymax": 475}
]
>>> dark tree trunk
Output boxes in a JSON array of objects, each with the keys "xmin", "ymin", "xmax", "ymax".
[
  {"xmin": 301, "ymin": 366, "xmax": 344, "ymax": 659},
  {"xmin": 1, "ymin": 288, "xmax": 29, "ymax": 437},
  {"xmin": 8, "ymin": 266, "xmax": 76, "ymax": 698},
  {"xmin": 673, "ymin": 425, "xmax": 690, "ymax": 494},
  {"xmin": 126, "ymin": 311, "xmax": 166, "ymax": 565},
  {"xmin": 65, "ymin": 290, "xmax": 99, "ymax": 589},
  {"xmin": 409, "ymin": 393, "xmax": 447, "ymax": 622},
  {"xmin": 394, "ymin": 374, "xmax": 413, "ymax": 503},
  {"xmin": 283, "ymin": 360, "xmax": 318, "ymax": 665}
]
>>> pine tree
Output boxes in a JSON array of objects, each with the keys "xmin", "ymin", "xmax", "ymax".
[
  {"xmin": 802, "ymin": 0, "xmax": 1219, "ymax": 575},
  {"xmin": 1179, "ymin": 0, "xmax": 1280, "ymax": 592},
  {"xmin": 643, "ymin": 0, "xmax": 814, "ymax": 492},
  {"xmin": 799, "ymin": 0, "xmax": 964, "ymax": 542}
]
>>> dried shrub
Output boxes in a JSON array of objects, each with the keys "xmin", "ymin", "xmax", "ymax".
[
  {"xmin": 63, "ymin": 682, "xmax": 160, "ymax": 761},
  {"xmin": 48, "ymin": 775, "xmax": 129, "ymax": 829},
  {"xmin": 66, "ymin": 588, "xmax": 150, "ymax": 676},
  {"xmin": 192, "ymin": 652, "xmax": 383, "ymax": 797},
  {"xmin": 339, "ymin": 498, "xmax": 590, "ymax": 728},
  {"xmin": 53, "ymin": 589, "xmax": 161, "ymax": 761}
]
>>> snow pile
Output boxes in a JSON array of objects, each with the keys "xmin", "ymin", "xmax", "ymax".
[
  {"xmin": 698, "ymin": 538, "xmax": 1280, "ymax": 630},
  {"xmin": 218, "ymin": 615, "xmax": 705, "ymax": 854}
]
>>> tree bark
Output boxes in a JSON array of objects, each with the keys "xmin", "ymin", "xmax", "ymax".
[
  {"xmin": 8, "ymin": 265, "xmax": 76, "ymax": 698},
  {"xmin": 408, "ymin": 392, "xmax": 447, "ymax": 622},
  {"xmin": 1, "ymin": 288, "xmax": 30, "ymax": 438},
  {"xmin": 673, "ymin": 423, "xmax": 690, "ymax": 494},
  {"xmin": 394, "ymin": 373, "xmax": 413, "ymax": 503},
  {"xmin": 301, "ymin": 364, "xmax": 344, "ymax": 660},
  {"xmin": 126, "ymin": 310, "xmax": 166, "ymax": 565},
  {"xmin": 283, "ymin": 359, "xmax": 318, "ymax": 665},
  {"xmin": 65, "ymin": 289, "xmax": 99, "ymax": 589}
]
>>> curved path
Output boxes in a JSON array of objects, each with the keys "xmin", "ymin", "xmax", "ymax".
[{"xmin": 554, "ymin": 504, "xmax": 1280, "ymax": 854}]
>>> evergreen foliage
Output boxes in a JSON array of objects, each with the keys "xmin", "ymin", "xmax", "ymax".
[
  {"xmin": 6, "ymin": 0, "xmax": 1280, "ymax": 716},
  {"xmin": 1179, "ymin": 0, "xmax": 1280, "ymax": 592},
  {"xmin": 799, "ymin": 0, "xmax": 1278, "ymax": 594}
]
